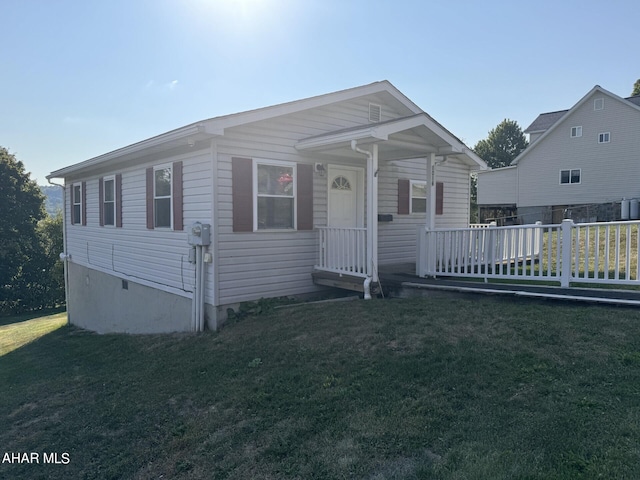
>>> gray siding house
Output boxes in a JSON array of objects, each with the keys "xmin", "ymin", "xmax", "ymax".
[
  {"xmin": 49, "ymin": 81, "xmax": 486, "ymax": 333},
  {"xmin": 477, "ymin": 86, "xmax": 640, "ymax": 224}
]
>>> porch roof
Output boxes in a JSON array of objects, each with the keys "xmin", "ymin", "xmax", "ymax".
[{"xmin": 295, "ymin": 113, "xmax": 487, "ymax": 170}]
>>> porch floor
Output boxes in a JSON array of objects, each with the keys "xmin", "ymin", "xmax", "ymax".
[{"xmin": 377, "ymin": 263, "xmax": 640, "ymax": 307}]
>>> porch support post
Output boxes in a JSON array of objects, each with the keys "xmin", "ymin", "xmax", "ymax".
[
  {"xmin": 368, "ymin": 144, "xmax": 379, "ymax": 282},
  {"xmin": 426, "ymin": 153, "xmax": 436, "ymax": 230}
]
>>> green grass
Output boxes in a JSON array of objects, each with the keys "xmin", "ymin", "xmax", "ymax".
[
  {"xmin": 2, "ymin": 297, "xmax": 640, "ymax": 479},
  {"xmin": 0, "ymin": 310, "xmax": 67, "ymax": 356}
]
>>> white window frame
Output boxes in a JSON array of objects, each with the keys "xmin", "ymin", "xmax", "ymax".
[
  {"xmin": 72, "ymin": 183, "xmax": 82, "ymax": 225},
  {"xmin": 598, "ymin": 132, "xmax": 610, "ymax": 144},
  {"xmin": 560, "ymin": 169, "xmax": 581, "ymax": 185},
  {"xmin": 570, "ymin": 126, "xmax": 582, "ymax": 138},
  {"xmin": 409, "ymin": 180, "xmax": 427, "ymax": 214},
  {"xmin": 253, "ymin": 159, "xmax": 297, "ymax": 231},
  {"xmin": 594, "ymin": 98, "xmax": 604, "ymax": 111},
  {"xmin": 153, "ymin": 164, "xmax": 173, "ymax": 229},
  {"xmin": 103, "ymin": 175, "xmax": 116, "ymax": 227}
]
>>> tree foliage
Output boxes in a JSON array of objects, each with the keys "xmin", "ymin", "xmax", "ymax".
[
  {"xmin": 633, "ymin": 79, "xmax": 640, "ymax": 97},
  {"xmin": 0, "ymin": 147, "xmax": 64, "ymax": 313},
  {"xmin": 473, "ymin": 119, "xmax": 529, "ymax": 169}
]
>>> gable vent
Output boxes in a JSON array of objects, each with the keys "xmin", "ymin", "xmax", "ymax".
[{"xmin": 369, "ymin": 103, "xmax": 382, "ymax": 123}]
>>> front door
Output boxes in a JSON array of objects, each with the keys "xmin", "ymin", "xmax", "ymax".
[
  {"xmin": 326, "ymin": 165, "xmax": 365, "ymax": 273},
  {"xmin": 328, "ymin": 166, "xmax": 363, "ymax": 228}
]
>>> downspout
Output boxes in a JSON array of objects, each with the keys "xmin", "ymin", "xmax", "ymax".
[
  {"xmin": 350, "ymin": 140, "xmax": 378, "ymax": 300},
  {"xmin": 47, "ymin": 178, "xmax": 70, "ymax": 325}
]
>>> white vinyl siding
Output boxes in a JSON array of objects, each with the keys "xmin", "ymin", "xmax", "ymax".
[
  {"xmin": 215, "ymin": 94, "xmax": 419, "ymax": 304},
  {"xmin": 64, "ymin": 151, "xmax": 213, "ymax": 302},
  {"xmin": 477, "ymin": 167, "xmax": 517, "ymax": 205},
  {"xmin": 377, "ymin": 157, "xmax": 472, "ymax": 266},
  {"xmin": 516, "ymin": 92, "xmax": 640, "ymax": 208},
  {"xmin": 434, "ymin": 161, "xmax": 473, "ymax": 228}
]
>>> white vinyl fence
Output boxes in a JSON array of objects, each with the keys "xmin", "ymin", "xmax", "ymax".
[{"xmin": 417, "ymin": 219, "xmax": 640, "ymax": 287}]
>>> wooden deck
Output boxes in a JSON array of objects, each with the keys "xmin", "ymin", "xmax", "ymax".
[{"xmin": 312, "ymin": 270, "xmax": 379, "ymax": 294}]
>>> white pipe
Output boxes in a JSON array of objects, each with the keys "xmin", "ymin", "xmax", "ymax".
[
  {"xmin": 351, "ymin": 140, "xmax": 379, "ymax": 291},
  {"xmin": 363, "ymin": 277, "xmax": 372, "ymax": 300},
  {"xmin": 351, "ymin": 139, "xmax": 371, "ymax": 160},
  {"xmin": 198, "ymin": 247, "xmax": 205, "ymax": 331},
  {"xmin": 192, "ymin": 245, "xmax": 203, "ymax": 332}
]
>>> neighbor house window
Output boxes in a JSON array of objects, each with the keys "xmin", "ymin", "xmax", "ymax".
[
  {"xmin": 254, "ymin": 160, "xmax": 296, "ymax": 230},
  {"xmin": 598, "ymin": 132, "xmax": 610, "ymax": 143},
  {"xmin": 410, "ymin": 180, "xmax": 427, "ymax": 213},
  {"xmin": 594, "ymin": 98, "xmax": 604, "ymax": 111},
  {"xmin": 102, "ymin": 176, "xmax": 115, "ymax": 226},
  {"xmin": 154, "ymin": 165, "xmax": 172, "ymax": 228},
  {"xmin": 560, "ymin": 169, "xmax": 581, "ymax": 184},
  {"xmin": 570, "ymin": 126, "xmax": 582, "ymax": 138}
]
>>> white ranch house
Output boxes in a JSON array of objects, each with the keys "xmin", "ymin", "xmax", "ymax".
[{"xmin": 48, "ymin": 81, "xmax": 486, "ymax": 333}]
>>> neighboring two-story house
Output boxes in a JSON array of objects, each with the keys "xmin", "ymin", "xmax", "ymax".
[{"xmin": 477, "ymin": 86, "xmax": 640, "ymax": 224}]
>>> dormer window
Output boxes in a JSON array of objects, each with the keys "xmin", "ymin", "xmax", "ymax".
[{"xmin": 570, "ymin": 126, "xmax": 582, "ymax": 138}]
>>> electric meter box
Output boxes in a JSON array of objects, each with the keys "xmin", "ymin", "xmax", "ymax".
[{"xmin": 188, "ymin": 222, "xmax": 211, "ymax": 246}]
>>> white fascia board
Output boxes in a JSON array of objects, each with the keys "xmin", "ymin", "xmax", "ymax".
[
  {"xmin": 207, "ymin": 80, "xmax": 421, "ymax": 132},
  {"xmin": 48, "ymin": 123, "xmax": 217, "ymax": 179}
]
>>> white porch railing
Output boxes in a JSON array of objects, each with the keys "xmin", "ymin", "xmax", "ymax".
[
  {"xmin": 316, "ymin": 227, "xmax": 369, "ymax": 277},
  {"xmin": 417, "ymin": 219, "xmax": 640, "ymax": 287}
]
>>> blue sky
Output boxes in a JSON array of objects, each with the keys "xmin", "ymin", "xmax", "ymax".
[{"xmin": 2, "ymin": 0, "xmax": 637, "ymax": 183}]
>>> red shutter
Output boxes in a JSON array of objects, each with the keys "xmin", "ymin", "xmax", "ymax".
[
  {"xmin": 146, "ymin": 167, "xmax": 154, "ymax": 229},
  {"xmin": 397, "ymin": 179, "xmax": 410, "ymax": 215},
  {"xmin": 173, "ymin": 161, "xmax": 183, "ymax": 231},
  {"xmin": 70, "ymin": 185, "xmax": 76, "ymax": 225},
  {"xmin": 99, "ymin": 178, "xmax": 104, "ymax": 227},
  {"xmin": 81, "ymin": 181, "xmax": 87, "ymax": 226},
  {"xmin": 297, "ymin": 163, "xmax": 313, "ymax": 230},
  {"xmin": 232, "ymin": 157, "xmax": 253, "ymax": 232},
  {"xmin": 436, "ymin": 182, "xmax": 444, "ymax": 215},
  {"xmin": 115, "ymin": 174, "xmax": 123, "ymax": 228}
]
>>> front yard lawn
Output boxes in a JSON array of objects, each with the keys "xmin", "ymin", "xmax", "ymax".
[{"xmin": 1, "ymin": 296, "xmax": 640, "ymax": 479}]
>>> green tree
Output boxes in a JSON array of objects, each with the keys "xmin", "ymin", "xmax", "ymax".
[
  {"xmin": 36, "ymin": 211, "xmax": 65, "ymax": 309},
  {"xmin": 473, "ymin": 119, "xmax": 529, "ymax": 169},
  {"xmin": 632, "ymin": 79, "xmax": 640, "ymax": 97},
  {"xmin": 0, "ymin": 147, "xmax": 47, "ymax": 312}
]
